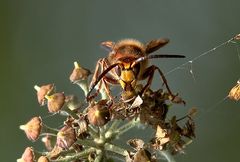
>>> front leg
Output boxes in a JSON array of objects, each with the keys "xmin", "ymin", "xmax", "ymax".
[
  {"xmin": 87, "ymin": 58, "xmax": 104, "ymax": 101},
  {"xmin": 140, "ymin": 65, "xmax": 177, "ymax": 100},
  {"xmin": 87, "ymin": 58, "xmax": 119, "ymax": 101}
]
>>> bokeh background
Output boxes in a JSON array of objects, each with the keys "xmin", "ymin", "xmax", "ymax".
[{"xmin": 1, "ymin": 0, "xmax": 240, "ymax": 161}]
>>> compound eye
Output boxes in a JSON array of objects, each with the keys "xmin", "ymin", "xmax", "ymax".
[
  {"xmin": 132, "ymin": 63, "xmax": 140, "ymax": 76},
  {"xmin": 115, "ymin": 66, "xmax": 121, "ymax": 76}
]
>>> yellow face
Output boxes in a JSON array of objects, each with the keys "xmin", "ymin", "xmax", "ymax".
[{"xmin": 118, "ymin": 62, "xmax": 137, "ymax": 91}]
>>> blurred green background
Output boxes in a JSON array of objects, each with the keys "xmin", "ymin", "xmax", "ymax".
[{"xmin": 1, "ymin": 0, "xmax": 240, "ymax": 161}]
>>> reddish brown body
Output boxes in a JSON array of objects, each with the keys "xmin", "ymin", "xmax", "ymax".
[{"xmin": 87, "ymin": 38, "xmax": 185, "ymax": 101}]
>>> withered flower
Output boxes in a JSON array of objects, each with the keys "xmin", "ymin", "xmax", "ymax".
[
  {"xmin": 228, "ymin": 80, "xmax": 240, "ymax": 101},
  {"xmin": 20, "ymin": 116, "xmax": 42, "ymax": 141},
  {"xmin": 69, "ymin": 61, "xmax": 91, "ymax": 83},
  {"xmin": 46, "ymin": 92, "xmax": 65, "ymax": 113},
  {"xmin": 56, "ymin": 125, "xmax": 76, "ymax": 149},
  {"xmin": 34, "ymin": 84, "xmax": 54, "ymax": 106},
  {"xmin": 17, "ymin": 147, "xmax": 35, "ymax": 162},
  {"xmin": 87, "ymin": 100, "xmax": 111, "ymax": 126},
  {"xmin": 37, "ymin": 156, "xmax": 49, "ymax": 162}
]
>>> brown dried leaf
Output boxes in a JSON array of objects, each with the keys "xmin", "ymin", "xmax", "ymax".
[
  {"xmin": 133, "ymin": 149, "xmax": 151, "ymax": 162},
  {"xmin": 156, "ymin": 125, "xmax": 167, "ymax": 138},
  {"xmin": 155, "ymin": 125, "xmax": 170, "ymax": 148},
  {"xmin": 130, "ymin": 95, "xmax": 143, "ymax": 109}
]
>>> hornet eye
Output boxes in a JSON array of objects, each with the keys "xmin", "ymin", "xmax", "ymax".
[
  {"xmin": 115, "ymin": 66, "xmax": 121, "ymax": 76},
  {"xmin": 132, "ymin": 63, "xmax": 140, "ymax": 76}
]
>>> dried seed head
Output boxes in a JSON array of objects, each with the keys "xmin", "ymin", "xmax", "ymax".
[
  {"xmin": 228, "ymin": 81, "xmax": 240, "ymax": 101},
  {"xmin": 69, "ymin": 61, "xmax": 91, "ymax": 83},
  {"xmin": 34, "ymin": 84, "xmax": 54, "ymax": 106},
  {"xmin": 56, "ymin": 125, "xmax": 76, "ymax": 149},
  {"xmin": 46, "ymin": 93, "xmax": 65, "ymax": 113},
  {"xmin": 87, "ymin": 100, "xmax": 111, "ymax": 126},
  {"xmin": 17, "ymin": 147, "xmax": 35, "ymax": 162},
  {"xmin": 20, "ymin": 116, "xmax": 42, "ymax": 141},
  {"xmin": 37, "ymin": 156, "xmax": 49, "ymax": 162}
]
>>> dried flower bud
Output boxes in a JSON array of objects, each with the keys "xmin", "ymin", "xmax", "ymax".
[
  {"xmin": 17, "ymin": 147, "xmax": 35, "ymax": 162},
  {"xmin": 70, "ymin": 61, "xmax": 91, "ymax": 83},
  {"xmin": 65, "ymin": 95, "xmax": 82, "ymax": 111},
  {"xmin": 228, "ymin": 80, "xmax": 240, "ymax": 101},
  {"xmin": 187, "ymin": 108, "xmax": 197, "ymax": 118},
  {"xmin": 46, "ymin": 93, "xmax": 65, "ymax": 113},
  {"xmin": 41, "ymin": 135, "xmax": 54, "ymax": 151},
  {"xmin": 48, "ymin": 145, "xmax": 63, "ymax": 159},
  {"xmin": 34, "ymin": 84, "xmax": 54, "ymax": 106},
  {"xmin": 234, "ymin": 34, "xmax": 240, "ymax": 40},
  {"xmin": 20, "ymin": 117, "xmax": 42, "ymax": 141},
  {"xmin": 56, "ymin": 125, "xmax": 76, "ymax": 149},
  {"xmin": 127, "ymin": 138, "xmax": 145, "ymax": 150},
  {"xmin": 182, "ymin": 119, "xmax": 196, "ymax": 138},
  {"xmin": 87, "ymin": 100, "xmax": 111, "ymax": 126},
  {"xmin": 37, "ymin": 156, "xmax": 49, "ymax": 162}
]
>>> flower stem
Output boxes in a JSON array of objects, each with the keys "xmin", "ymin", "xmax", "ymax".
[
  {"xmin": 94, "ymin": 150, "xmax": 103, "ymax": 162},
  {"xmin": 51, "ymin": 148, "xmax": 96, "ymax": 162},
  {"xmin": 62, "ymin": 107, "xmax": 79, "ymax": 119},
  {"xmin": 42, "ymin": 124, "xmax": 58, "ymax": 135},
  {"xmin": 159, "ymin": 150, "xmax": 176, "ymax": 162},
  {"xmin": 104, "ymin": 143, "xmax": 128, "ymax": 157},
  {"xmin": 76, "ymin": 80, "xmax": 89, "ymax": 97},
  {"xmin": 105, "ymin": 120, "xmax": 121, "ymax": 139},
  {"xmin": 115, "ymin": 118, "xmax": 140, "ymax": 137},
  {"xmin": 76, "ymin": 139, "xmax": 97, "ymax": 148},
  {"xmin": 88, "ymin": 125, "xmax": 99, "ymax": 139}
]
